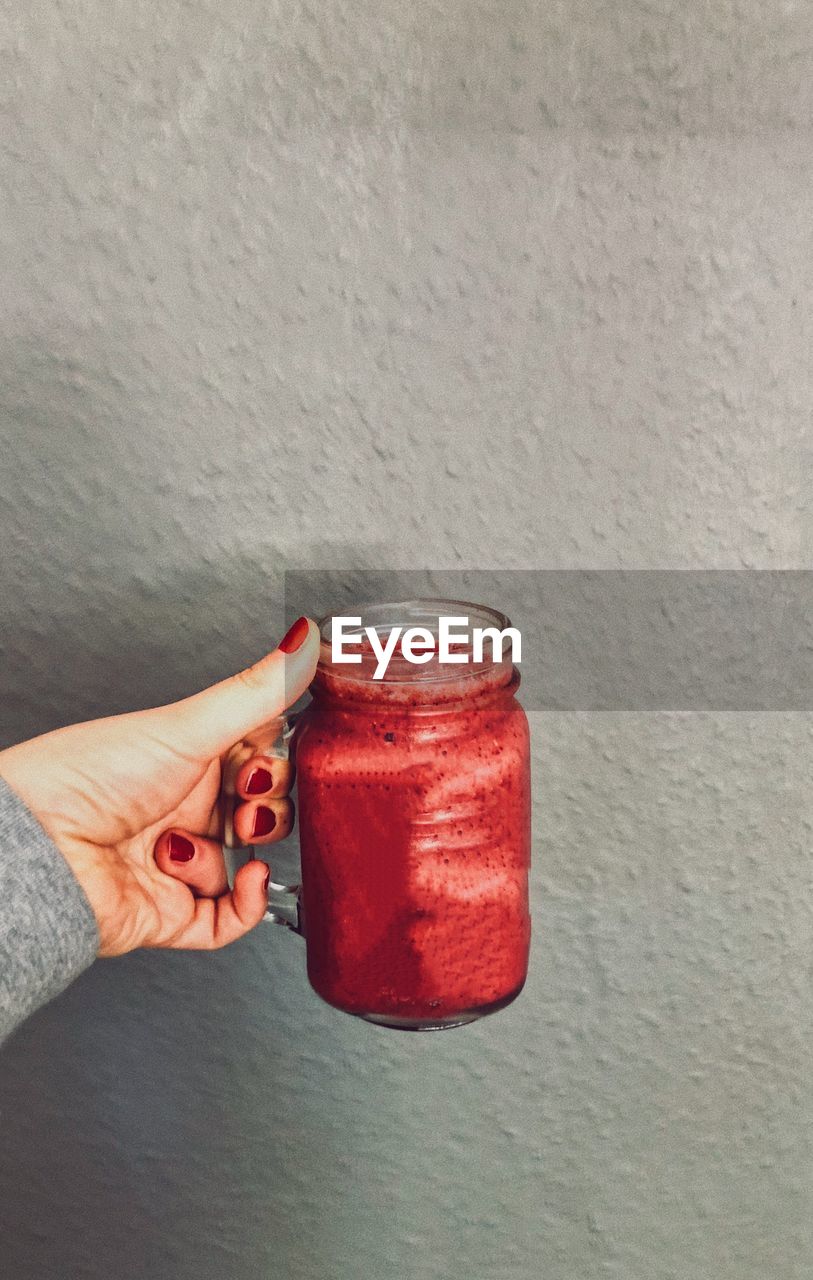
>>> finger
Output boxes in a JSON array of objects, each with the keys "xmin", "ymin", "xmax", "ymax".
[
  {"xmin": 154, "ymin": 830, "xmax": 229, "ymax": 898},
  {"xmin": 220, "ymin": 727, "xmax": 294, "ymax": 846},
  {"xmin": 165, "ymin": 859, "xmax": 270, "ymax": 950},
  {"xmin": 235, "ymin": 754, "xmax": 294, "ymax": 800},
  {"xmin": 233, "ymin": 797, "xmax": 294, "ymax": 845},
  {"xmin": 163, "ymin": 618, "xmax": 319, "ymax": 759}
]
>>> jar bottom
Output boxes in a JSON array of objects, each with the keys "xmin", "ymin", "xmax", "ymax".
[{"xmin": 340, "ymin": 979, "xmax": 527, "ymax": 1033}]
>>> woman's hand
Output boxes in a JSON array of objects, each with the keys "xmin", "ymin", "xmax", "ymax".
[{"xmin": 0, "ymin": 617, "xmax": 318, "ymax": 957}]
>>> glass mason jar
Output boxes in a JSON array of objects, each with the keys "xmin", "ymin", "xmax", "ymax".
[{"xmin": 293, "ymin": 599, "xmax": 531, "ymax": 1031}]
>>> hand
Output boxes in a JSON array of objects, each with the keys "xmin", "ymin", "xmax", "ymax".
[{"xmin": 0, "ymin": 617, "xmax": 319, "ymax": 957}]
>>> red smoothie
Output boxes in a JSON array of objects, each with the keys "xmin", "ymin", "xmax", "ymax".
[{"xmin": 294, "ymin": 601, "xmax": 531, "ymax": 1030}]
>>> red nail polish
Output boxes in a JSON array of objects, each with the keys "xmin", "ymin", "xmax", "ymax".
[
  {"xmin": 246, "ymin": 766, "xmax": 273, "ymax": 794},
  {"xmin": 279, "ymin": 616, "xmax": 310, "ymax": 654},
  {"xmin": 252, "ymin": 806, "xmax": 277, "ymax": 837},
  {"xmin": 168, "ymin": 833, "xmax": 195, "ymax": 862}
]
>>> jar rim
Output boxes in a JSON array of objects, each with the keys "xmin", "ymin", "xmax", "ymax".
[{"xmin": 314, "ymin": 597, "xmax": 516, "ymax": 693}]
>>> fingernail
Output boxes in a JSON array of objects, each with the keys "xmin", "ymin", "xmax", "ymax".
[
  {"xmin": 279, "ymin": 616, "xmax": 310, "ymax": 654},
  {"xmin": 251, "ymin": 806, "xmax": 277, "ymax": 837},
  {"xmin": 168, "ymin": 833, "xmax": 195, "ymax": 862},
  {"xmin": 246, "ymin": 766, "xmax": 273, "ymax": 794},
  {"xmin": 262, "ymin": 865, "xmax": 271, "ymax": 893}
]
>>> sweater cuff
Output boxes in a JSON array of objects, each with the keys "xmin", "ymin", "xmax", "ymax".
[{"xmin": 0, "ymin": 775, "xmax": 99, "ymax": 1044}]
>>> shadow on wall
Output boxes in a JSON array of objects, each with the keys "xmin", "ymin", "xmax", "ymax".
[
  {"xmin": 0, "ymin": 331, "xmax": 394, "ymax": 743},
  {"xmin": 0, "ymin": 942, "xmax": 359, "ymax": 1279},
  {"xmin": 0, "ymin": 544, "xmax": 396, "ymax": 746}
]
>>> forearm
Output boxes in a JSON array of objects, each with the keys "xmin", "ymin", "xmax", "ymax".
[{"xmin": 0, "ymin": 774, "xmax": 98, "ymax": 1046}]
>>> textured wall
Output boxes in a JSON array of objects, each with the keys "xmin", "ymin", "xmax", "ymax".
[{"xmin": 1, "ymin": 2, "xmax": 811, "ymax": 1278}]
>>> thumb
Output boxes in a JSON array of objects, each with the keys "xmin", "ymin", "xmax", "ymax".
[{"xmin": 161, "ymin": 616, "xmax": 320, "ymax": 758}]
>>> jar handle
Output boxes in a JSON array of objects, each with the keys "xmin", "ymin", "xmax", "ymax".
[
  {"xmin": 221, "ymin": 711, "xmax": 304, "ymax": 937},
  {"xmin": 263, "ymin": 878, "xmax": 303, "ymax": 934}
]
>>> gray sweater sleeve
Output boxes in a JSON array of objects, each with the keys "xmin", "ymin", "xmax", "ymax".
[{"xmin": 0, "ymin": 775, "xmax": 99, "ymax": 1045}]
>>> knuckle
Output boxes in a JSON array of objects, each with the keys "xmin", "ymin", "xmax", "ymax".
[{"xmin": 233, "ymin": 663, "xmax": 267, "ymax": 695}]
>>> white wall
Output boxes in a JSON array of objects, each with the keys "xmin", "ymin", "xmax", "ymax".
[{"xmin": 0, "ymin": 3, "xmax": 811, "ymax": 1277}]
